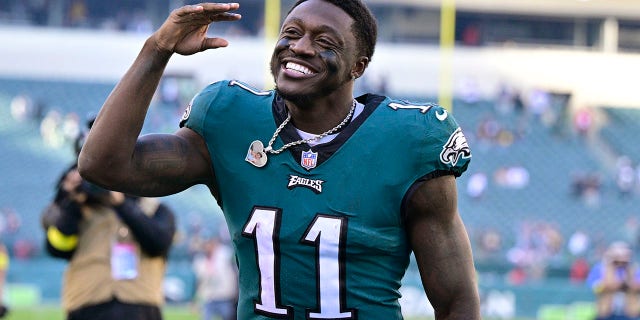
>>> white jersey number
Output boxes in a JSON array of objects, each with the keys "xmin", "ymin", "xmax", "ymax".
[{"xmin": 242, "ymin": 207, "xmax": 355, "ymax": 319}]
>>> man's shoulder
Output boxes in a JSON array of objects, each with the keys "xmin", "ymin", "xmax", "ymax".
[
  {"xmin": 366, "ymin": 96, "xmax": 471, "ymax": 175},
  {"xmin": 370, "ymin": 96, "xmax": 457, "ymax": 130},
  {"xmin": 181, "ymin": 80, "xmax": 274, "ymax": 128},
  {"xmin": 383, "ymin": 97, "xmax": 445, "ymax": 118},
  {"xmin": 198, "ymin": 80, "xmax": 274, "ymax": 101}
]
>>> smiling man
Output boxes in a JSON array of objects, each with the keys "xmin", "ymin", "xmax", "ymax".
[{"xmin": 78, "ymin": 1, "xmax": 480, "ymax": 319}]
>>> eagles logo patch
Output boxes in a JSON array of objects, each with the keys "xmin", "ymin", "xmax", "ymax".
[
  {"xmin": 440, "ymin": 128, "xmax": 471, "ymax": 166},
  {"xmin": 180, "ymin": 103, "xmax": 192, "ymax": 122}
]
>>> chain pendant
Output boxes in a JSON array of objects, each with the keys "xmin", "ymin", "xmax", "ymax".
[
  {"xmin": 246, "ymin": 140, "xmax": 268, "ymax": 167},
  {"xmin": 246, "ymin": 99, "xmax": 356, "ymax": 168}
]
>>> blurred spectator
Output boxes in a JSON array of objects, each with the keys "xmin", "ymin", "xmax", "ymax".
[
  {"xmin": 62, "ymin": 112, "xmax": 81, "ymax": 145},
  {"xmin": 574, "ymin": 108, "xmax": 594, "ymax": 137},
  {"xmin": 466, "ymin": 171, "xmax": 488, "ymax": 200},
  {"xmin": 41, "ymin": 164, "xmax": 177, "ymax": 320},
  {"xmin": 494, "ymin": 165, "xmax": 529, "ymax": 189},
  {"xmin": 495, "ymin": 83, "xmax": 516, "ymax": 114},
  {"xmin": 12, "ymin": 238, "xmax": 36, "ymax": 260},
  {"xmin": 40, "ymin": 110, "xmax": 64, "ymax": 148},
  {"xmin": 66, "ymin": 0, "xmax": 88, "ymax": 27},
  {"xmin": 623, "ymin": 216, "xmax": 640, "ymax": 250},
  {"xmin": 525, "ymin": 88, "xmax": 551, "ymax": 121},
  {"xmin": 507, "ymin": 221, "xmax": 564, "ymax": 281},
  {"xmin": 506, "ymin": 265, "xmax": 527, "ymax": 285},
  {"xmin": 568, "ymin": 230, "xmax": 591, "ymax": 257},
  {"xmin": 570, "ymin": 257, "xmax": 590, "ymax": 283},
  {"xmin": 570, "ymin": 171, "xmax": 603, "ymax": 207},
  {"xmin": 616, "ymin": 156, "xmax": 636, "ymax": 198},
  {"xmin": 0, "ymin": 207, "xmax": 21, "ymax": 236},
  {"xmin": 10, "ymin": 94, "xmax": 38, "ymax": 122},
  {"xmin": 192, "ymin": 236, "xmax": 238, "ymax": 320},
  {"xmin": 476, "ymin": 116, "xmax": 501, "ymax": 143},
  {"xmin": 587, "ymin": 241, "xmax": 640, "ymax": 319},
  {"xmin": 475, "ymin": 229, "xmax": 502, "ymax": 261}
]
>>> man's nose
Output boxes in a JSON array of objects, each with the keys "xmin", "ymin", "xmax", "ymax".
[{"xmin": 289, "ymin": 35, "xmax": 315, "ymax": 56}]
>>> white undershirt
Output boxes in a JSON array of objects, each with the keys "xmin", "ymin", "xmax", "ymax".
[{"xmin": 294, "ymin": 101, "xmax": 365, "ymax": 147}]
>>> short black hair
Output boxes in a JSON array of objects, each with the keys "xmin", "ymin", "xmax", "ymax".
[{"xmin": 288, "ymin": 0, "xmax": 378, "ymax": 61}]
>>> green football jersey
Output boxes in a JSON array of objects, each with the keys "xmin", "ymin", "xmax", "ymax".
[{"xmin": 180, "ymin": 80, "xmax": 471, "ymax": 319}]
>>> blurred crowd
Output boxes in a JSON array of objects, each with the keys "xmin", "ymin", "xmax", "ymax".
[{"xmin": 1, "ymin": 74, "xmax": 640, "ymax": 319}]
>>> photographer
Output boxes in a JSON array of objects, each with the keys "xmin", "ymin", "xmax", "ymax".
[
  {"xmin": 41, "ymin": 163, "xmax": 176, "ymax": 320},
  {"xmin": 587, "ymin": 241, "xmax": 640, "ymax": 320}
]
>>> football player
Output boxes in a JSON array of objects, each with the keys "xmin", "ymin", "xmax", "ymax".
[{"xmin": 79, "ymin": 1, "xmax": 480, "ymax": 318}]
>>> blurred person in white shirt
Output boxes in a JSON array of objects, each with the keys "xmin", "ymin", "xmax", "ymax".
[{"xmin": 192, "ymin": 236, "xmax": 238, "ymax": 320}]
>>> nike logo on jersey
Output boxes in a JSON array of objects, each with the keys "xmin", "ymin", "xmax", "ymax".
[
  {"xmin": 436, "ymin": 109, "xmax": 448, "ymax": 121},
  {"xmin": 288, "ymin": 175, "xmax": 324, "ymax": 194}
]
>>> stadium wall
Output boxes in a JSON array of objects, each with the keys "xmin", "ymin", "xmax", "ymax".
[{"xmin": 3, "ymin": 26, "xmax": 640, "ymax": 109}]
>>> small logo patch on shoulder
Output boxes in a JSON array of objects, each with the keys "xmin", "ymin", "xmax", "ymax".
[
  {"xmin": 440, "ymin": 128, "xmax": 471, "ymax": 166},
  {"xmin": 288, "ymin": 175, "xmax": 324, "ymax": 194},
  {"xmin": 180, "ymin": 103, "xmax": 192, "ymax": 122}
]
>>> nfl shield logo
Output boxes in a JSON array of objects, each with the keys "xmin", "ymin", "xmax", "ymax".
[{"xmin": 301, "ymin": 149, "xmax": 318, "ymax": 170}]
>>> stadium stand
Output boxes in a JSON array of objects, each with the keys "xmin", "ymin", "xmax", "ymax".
[
  {"xmin": 2, "ymin": 74, "xmax": 640, "ymax": 317},
  {"xmin": 599, "ymin": 106, "xmax": 640, "ymax": 162},
  {"xmin": 0, "ymin": 77, "xmax": 221, "ymax": 305}
]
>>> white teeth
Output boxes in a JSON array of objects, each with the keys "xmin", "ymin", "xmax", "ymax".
[{"xmin": 285, "ymin": 62, "xmax": 314, "ymax": 75}]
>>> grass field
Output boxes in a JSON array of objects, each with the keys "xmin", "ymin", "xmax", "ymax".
[
  {"xmin": 0, "ymin": 305, "xmax": 490, "ymax": 320},
  {"xmin": 3, "ymin": 305, "xmax": 200, "ymax": 320},
  {"xmin": 0, "ymin": 305, "xmax": 533, "ymax": 320},
  {"xmin": 1, "ymin": 307, "xmax": 446, "ymax": 320}
]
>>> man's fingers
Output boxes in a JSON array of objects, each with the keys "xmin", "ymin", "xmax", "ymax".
[
  {"xmin": 176, "ymin": 3, "xmax": 239, "ymax": 17},
  {"xmin": 209, "ymin": 12, "xmax": 242, "ymax": 22},
  {"xmin": 173, "ymin": 4, "xmax": 205, "ymax": 18},
  {"xmin": 172, "ymin": 4, "xmax": 241, "ymax": 24},
  {"xmin": 199, "ymin": 2, "xmax": 240, "ymax": 12},
  {"xmin": 202, "ymin": 37, "xmax": 230, "ymax": 50}
]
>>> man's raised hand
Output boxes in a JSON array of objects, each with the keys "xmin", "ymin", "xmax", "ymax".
[{"xmin": 152, "ymin": 3, "xmax": 241, "ymax": 56}]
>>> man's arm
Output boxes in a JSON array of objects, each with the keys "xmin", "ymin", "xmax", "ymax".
[
  {"xmin": 42, "ymin": 167, "xmax": 84, "ymax": 260},
  {"xmin": 42, "ymin": 200, "xmax": 82, "ymax": 260},
  {"xmin": 78, "ymin": 3, "xmax": 241, "ymax": 197},
  {"xmin": 405, "ymin": 175, "xmax": 480, "ymax": 319},
  {"xmin": 113, "ymin": 199, "xmax": 176, "ymax": 257}
]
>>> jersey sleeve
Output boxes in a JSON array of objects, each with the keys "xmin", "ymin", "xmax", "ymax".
[
  {"xmin": 420, "ymin": 104, "xmax": 472, "ymax": 178},
  {"xmin": 179, "ymin": 80, "xmax": 230, "ymax": 135}
]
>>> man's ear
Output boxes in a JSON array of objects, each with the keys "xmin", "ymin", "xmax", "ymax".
[{"xmin": 351, "ymin": 56, "xmax": 370, "ymax": 80}]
